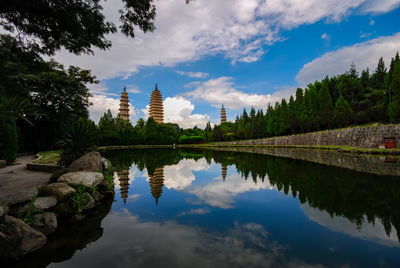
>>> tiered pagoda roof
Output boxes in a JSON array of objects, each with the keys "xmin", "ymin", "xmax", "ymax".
[
  {"xmin": 221, "ymin": 104, "xmax": 227, "ymax": 123},
  {"xmin": 118, "ymin": 86, "xmax": 130, "ymax": 121},
  {"xmin": 149, "ymin": 167, "xmax": 164, "ymax": 205},
  {"xmin": 149, "ymin": 84, "xmax": 164, "ymax": 123},
  {"xmin": 118, "ymin": 169, "xmax": 129, "ymax": 203}
]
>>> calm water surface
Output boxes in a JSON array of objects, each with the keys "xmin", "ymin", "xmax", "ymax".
[{"xmin": 16, "ymin": 149, "xmax": 400, "ymax": 267}]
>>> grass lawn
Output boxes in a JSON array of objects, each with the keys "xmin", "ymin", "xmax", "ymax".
[{"xmin": 32, "ymin": 150, "xmax": 62, "ymax": 165}]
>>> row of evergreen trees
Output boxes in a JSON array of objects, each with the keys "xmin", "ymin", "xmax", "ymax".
[{"xmin": 210, "ymin": 52, "xmax": 400, "ymax": 141}]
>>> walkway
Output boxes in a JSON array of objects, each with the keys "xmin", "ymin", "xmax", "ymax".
[{"xmin": 0, "ymin": 155, "xmax": 50, "ymax": 205}]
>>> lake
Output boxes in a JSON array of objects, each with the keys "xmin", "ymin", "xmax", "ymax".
[{"xmin": 10, "ymin": 148, "xmax": 400, "ymax": 267}]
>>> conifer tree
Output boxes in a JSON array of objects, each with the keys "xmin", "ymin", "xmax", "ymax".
[{"xmin": 333, "ymin": 95, "xmax": 353, "ymax": 127}]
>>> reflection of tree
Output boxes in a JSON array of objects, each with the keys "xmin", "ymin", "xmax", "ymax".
[
  {"xmin": 149, "ymin": 167, "xmax": 165, "ymax": 205},
  {"xmin": 118, "ymin": 169, "xmax": 129, "ymax": 203},
  {"xmin": 210, "ymin": 150, "xmax": 400, "ymax": 242}
]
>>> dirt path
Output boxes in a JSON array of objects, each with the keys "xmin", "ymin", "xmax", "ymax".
[{"xmin": 0, "ymin": 155, "xmax": 51, "ymax": 205}]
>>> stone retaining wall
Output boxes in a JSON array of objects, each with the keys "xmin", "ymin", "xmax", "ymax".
[{"xmin": 212, "ymin": 124, "xmax": 400, "ymax": 148}]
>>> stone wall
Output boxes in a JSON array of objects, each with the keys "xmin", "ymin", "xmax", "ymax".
[{"xmin": 212, "ymin": 124, "xmax": 400, "ymax": 148}]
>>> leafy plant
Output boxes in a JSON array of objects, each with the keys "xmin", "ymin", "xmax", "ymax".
[
  {"xmin": 57, "ymin": 118, "xmax": 97, "ymax": 167},
  {"xmin": 71, "ymin": 184, "xmax": 89, "ymax": 216},
  {"xmin": 23, "ymin": 195, "xmax": 42, "ymax": 226}
]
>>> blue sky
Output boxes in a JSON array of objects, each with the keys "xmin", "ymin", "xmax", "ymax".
[{"xmin": 56, "ymin": 0, "xmax": 400, "ymax": 128}]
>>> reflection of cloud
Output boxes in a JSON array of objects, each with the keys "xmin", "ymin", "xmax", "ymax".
[
  {"xmin": 164, "ymin": 159, "xmax": 210, "ymax": 190},
  {"xmin": 301, "ymin": 203, "xmax": 399, "ymax": 247},
  {"xmin": 187, "ymin": 173, "xmax": 276, "ymax": 209},
  {"xmin": 60, "ymin": 210, "xmax": 326, "ymax": 268},
  {"xmin": 179, "ymin": 208, "xmax": 210, "ymax": 216}
]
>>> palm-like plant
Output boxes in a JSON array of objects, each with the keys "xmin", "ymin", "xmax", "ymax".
[{"xmin": 57, "ymin": 118, "xmax": 97, "ymax": 167}]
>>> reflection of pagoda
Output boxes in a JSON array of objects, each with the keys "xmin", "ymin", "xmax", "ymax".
[
  {"xmin": 149, "ymin": 84, "xmax": 164, "ymax": 123},
  {"xmin": 118, "ymin": 169, "xmax": 129, "ymax": 203},
  {"xmin": 118, "ymin": 86, "xmax": 130, "ymax": 121},
  {"xmin": 222, "ymin": 164, "xmax": 227, "ymax": 181},
  {"xmin": 221, "ymin": 104, "xmax": 226, "ymax": 123},
  {"xmin": 149, "ymin": 167, "xmax": 164, "ymax": 205}
]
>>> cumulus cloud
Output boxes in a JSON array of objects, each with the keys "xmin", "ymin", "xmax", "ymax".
[
  {"xmin": 142, "ymin": 96, "xmax": 210, "ymax": 128},
  {"xmin": 52, "ymin": 0, "xmax": 400, "ymax": 80},
  {"xmin": 176, "ymin": 71, "xmax": 209, "ymax": 78},
  {"xmin": 184, "ymin": 77, "xmax": 295, "ymax": 111},
  {"xmin": 296, "ymin": 33, "xmax": 400, "ymax": 87}
]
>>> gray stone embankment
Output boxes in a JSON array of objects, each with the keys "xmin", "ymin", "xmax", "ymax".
[
  {"xmin": 211, "ymin": 124, "xmax": 400, "ymax": 148},
  {"xmin": 0, "ymin": 151, "xmax": 114, "ymax": 260}
]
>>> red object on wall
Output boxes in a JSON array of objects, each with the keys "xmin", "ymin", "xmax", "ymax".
[{"xmin": 383, "ymin": 137, "xmax": 396, "ymax": 149}]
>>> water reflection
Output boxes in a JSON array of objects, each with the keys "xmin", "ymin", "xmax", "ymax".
[{"xmin": 149, "ymin": 167, "xmax": 165, "ymax": 205}]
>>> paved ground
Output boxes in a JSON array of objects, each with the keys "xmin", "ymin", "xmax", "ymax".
[{"xmin": 0, "ymin": 155, "xmax": 51, "ymax": 205}]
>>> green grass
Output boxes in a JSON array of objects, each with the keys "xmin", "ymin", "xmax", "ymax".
[{"xmin": 33, "ymin": 150, "xmax": 62, "ymax": 165}]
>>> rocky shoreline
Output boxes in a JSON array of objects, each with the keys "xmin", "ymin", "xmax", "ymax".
[{"xmin": 0, "ymin": 151, "xmax": 115, "ymax": 260}]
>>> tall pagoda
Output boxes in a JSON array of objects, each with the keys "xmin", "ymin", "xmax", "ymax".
[
  {"xmin": 118, "ymin": 169, "xmax": 129, "ymax": 203},
  {"xmin": 149, "ymin": 84, "xmax": 164, "ymax": 123},
  {"xmin": 118, "ymin": 86, "xmax": 130, "ymax": 121},
  {"xmin": 221, "ymin": 104, "xmax": 227, "ymax": 123},
  {"xmin": 149, "ymin": 167, "xmax": 165, "ymax": 205},
  {"xmin": 221, "ymin": 164, "xmax": 227, "ymax": 181}
]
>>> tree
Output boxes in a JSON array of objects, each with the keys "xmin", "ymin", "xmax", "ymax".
[
  {"xmin": 0, "ymin": 0, "xmax": 157, "ymax": 54},
  {"xmin": 333, "ymin": 95, "xmax": 353, "ymax": 127},
  {"xmin": 388, "ymin": 62, "xmax": 400, "ymax": 123}
]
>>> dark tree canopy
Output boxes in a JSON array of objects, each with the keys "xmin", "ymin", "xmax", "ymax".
[{"xmin": 0, "ymin": 0, "xmax": 157, "ymax": 54}]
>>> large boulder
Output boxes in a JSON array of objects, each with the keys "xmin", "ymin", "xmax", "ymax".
[
  {"xmin": 58, "ymin": 172, "xmax": 104, "ymax": 188},
  {"xmin": 68, "ymin": 151, "xmax": 102, "ymax": 172},
  {"xmin": 41, "ymin": 183, "xmax": 76, "ymax": 202},
  {"xmin": 0, "ymin": 216, "xmax": 47, "ymax": 259},
  {"xmin": 34, "ymin": 196, "xmax": 57, "ymax": 210},
  {"xmin": 33, "ymin": 212, "xmax": 57, "ymax": 235},
  {"xmin": 49, "ymin": 168, "xmax": 69, "ymax": 183}
]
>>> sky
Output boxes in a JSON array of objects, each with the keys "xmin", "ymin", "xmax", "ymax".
[{"xmin": 55, "ymin": 0, "xmax": 400, "ymax": 128}]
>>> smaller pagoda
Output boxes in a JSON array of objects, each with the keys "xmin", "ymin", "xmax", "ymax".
[
  {"xmin": 221, "ymin": 104, "xmax": 227, "ymax": 123},
  {"xmin": 118, "ymin": 86, "xmax": 130, "ymax": 121},
  {"xmin": 118, "ymin": 169, "xmax": 130, "ymax": 203},
  {"xmin": 222, "ymin": 164, "xmax": 227, "ymax": 181},
  {"xmin": 149, "ymin": 167, "xmax": 165, "ymax": 206}
]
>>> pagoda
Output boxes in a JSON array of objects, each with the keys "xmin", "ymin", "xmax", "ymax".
[
  {"xmin": 149, "ymin": 167, "xmax": 165, "ymax": 205},
  {"xmin": 118, "ymin": 86, "xmax": 130, "ymax": 121},
  {"xmin": 221, "ymin": 164, "xmax": 227, "ymax": 181},
  {"xmin": 118, "ymin": 169, "xmax": 129, "ymax": 203},
  {"xmin": 149, "ymin": 84, "xmax": 164, "ymax": 123},
  {"xmin": 221, "ymin": 104, "xmax": 227, "ymax": 123}
]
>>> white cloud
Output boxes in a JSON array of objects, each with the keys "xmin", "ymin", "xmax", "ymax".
[
  {"xmin": 184, "ymin": 77, "xmax": 295, "ymax": 111},
  {"xmin": 179, "ymin": 208, "xmax": 210, "ymax": 216},
  {"xmin": 52, "ymin": 0, "xmax": 400, "ymax": 80},
  {"xmin": 361, "ymin": 0, "xmax": 400, "ymax": 13},
  {"xmin": 126, "ymin": 85, "xmax": 142, "ymax": 94},
  {"xmin": 296, "ymin": 33, "xmax": 400, "ymax": 87},
  {"xmin": 176, "ymin": 71, "xmax": 209, "ymax": 78},
  {"xmin": 142, "ymin": 96, "xmax": 210, "ymax": 129},
  {"xmin": 369, "ymin": 18, "xmax": 375, "ymax": 26},
  {"xmin": 321, "ymin": 33, "xmax": 329, "ymax": 40}
]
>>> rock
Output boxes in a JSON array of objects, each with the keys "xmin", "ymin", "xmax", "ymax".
[
  {"xmin": 54, "ymin": 200, "xmax": 75, "ymax": 220},
  {"xmin": 33, "ymin": 212, "xmax": 57, "ymax": 235},
  {"xmin": 58, "ymin": 172, "xmax": 104, "ymax": 188},
  {"xmin": 93, "ymin": 191, "xmax": 102, "ymax": 202},
  {"xmin": 68, "ymin": 151, "xmax": 102, "ymax": 172},
  {"xmin": 0, "ymin": 215, "xmax": 47, "ymax": 259},
  {"xmin": 34, "ymin": 196, "xmax": 57, "ymax": 210},
  {"xmin": 49, "ymin": 168, "xmax": 69, "ymax": 183},
  {"xmin": 0, "ymin": 160, "xmax": 6, "ymax": 168},
  {"xmin": 97, "ymin": 179, "xmax": 111, "ymax": 192},
  {"xmin": 41, "ymin": 183, "xmax": 76, "ymax": 202},
  {"xmin": 8, "ymin": 203, "xmax": 30, "ymax": 218},
  {"xmin": 84, "ymin": 193, "xmax": 95, "ymax": 210}
]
